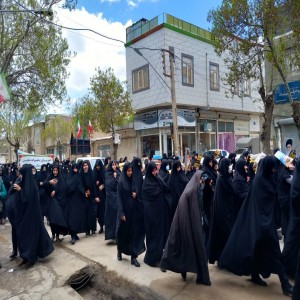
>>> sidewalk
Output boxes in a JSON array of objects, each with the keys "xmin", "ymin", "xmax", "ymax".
[{"xmin": 0, "ymin": 221, "xmax": 289, "ymax": 300}]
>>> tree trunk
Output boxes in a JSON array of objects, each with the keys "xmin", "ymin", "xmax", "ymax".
[
  {"xmin": 260, "ymin": 94, "xmax": 274, "ymax": 154},
  {"xmin": 57, "ymin": 141, "xmax": 63, "ymax": 162},
  {"xmin": 113, "ymin": 143, "xmax": 118, "ymax": 161},
  {"xmin": 292, "ymin": 102, "xmax": 300, "ymax": 140}
]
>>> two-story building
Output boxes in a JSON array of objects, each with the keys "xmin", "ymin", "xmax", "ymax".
[{"xmin": 126, "ymin": 13, "xmax": 263, "ymax": 158}]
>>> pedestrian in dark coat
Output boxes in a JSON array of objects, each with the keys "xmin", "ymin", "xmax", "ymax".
[
  {"xmin": 12, "ymin": 165, "xmax": 54, "ymax": 266},
  {"xmin": 160, "ymin": 170, "xmax": 211, "ymax": 285},
  {"xmin": 43, "ymin": 164, "xmax": 68, "ymax": 242},
  {"xmin": 65, "ymin": 163, "xmax": 87, "ymax": 244},
  {"xmin": 142, "ymin": 161, "xmax": 168, "ymax": 268},
  {"xmin": 208, "ymin": 158, "xmax": 235, "ymax": 264},
  {"xmin": 105, "ymin": 160, "xmax": 120, "ymax": 240},
  {"xmin": 93, "ymin": 159, "xmax": 106, "ymax": 234},
  {"xmin": 219, "ymin": 156, "xmax": 293, "ymax": 297},
  {"xmin": 116, "ymin": 162, "xmax": 145, "ymax": 267},
  {"xmin": 282, "ymin": 160, "xmax": 300, "ymax": 278},
  {"xmin": 80, "ymin": 160, "xmax": 99, "ymax": 236}
]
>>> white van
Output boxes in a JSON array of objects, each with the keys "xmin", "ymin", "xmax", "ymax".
[{"xmin": 76, "ymin": 157, "xmax": 105, "ymax": 169}]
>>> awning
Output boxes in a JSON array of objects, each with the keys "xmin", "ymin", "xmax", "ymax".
[{"xmin": 236, "ymin": 137, "xmax": 253, "ymax": 148}]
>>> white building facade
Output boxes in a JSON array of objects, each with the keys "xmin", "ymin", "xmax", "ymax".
[{"xmin": 126, "ymin": 13, "xmax": 263, "ymax": 157}]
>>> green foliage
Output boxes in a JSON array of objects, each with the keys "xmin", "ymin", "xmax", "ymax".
[
  {"xmin": 75, "ymin": 68, "xmax": 133, "ymax": 134},
  {"xmin": 0, "ymin": 0, "xmax": 73, "ymax": 112}
]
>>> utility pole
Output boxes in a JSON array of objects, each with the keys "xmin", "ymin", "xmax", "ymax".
[{"xmin": 162, "ymin": 48, "xmax": 180, "ymax": 156}]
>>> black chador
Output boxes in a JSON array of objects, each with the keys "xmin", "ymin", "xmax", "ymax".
[
  {"xmin": 36, "ymin": 164, "xmax": 49, "ymax": 217},
  {"xmin": 232, "ymin": 158, "xmax": 250, "ymax": 215},
  {"xmin": 131, "ymin": 157, "xmax": 146, "ymax": 254},
  {"xmin": 277, "ymin": 163, "xmax": 293, "ymax": 237},
  {"xmin": 208, "ymin": 158, "xmax": 235, "ymax": 264},
  {"xmin": 93, "ymin": 159, "xmax": 106, "ymax": 234},
  {"xmin": 12, "ymin": 165, "xmax": 54, "ymax": 265},
  {"xmin": 282, "ymin": 160, "xmax": 300, "ymax": 278},
  {"xmin": 158, "ymin": 160, "xmax": 170, "ymax": 184},
  {"xmin": 105, "ymin": 161, "xmax": 120, "ymax": 240},
  {"xmin": 116, "ymin": 163, "xmax": 145, "ymax": 267},
  {"xmin": 160, "ymin": 171, "xmax": 211, "ymax": 286},
  {"xmin": 168, "ymin": 160, "xmax": 189, "ymax": 222},
  {"xmin": 80, "ymin": 160, "xmax": 98, "ymax": 236},
  {"xmin": 142, "ymin": 162, "xmax": 168, "ymax": 267},
  {"xmin": 219, "ymin": 156, "xmax": 293, "ymax": 296},
  {"xmin": 43, "ymin": 164, "xmax": 68, "ymax": 242},
  {"xmin": 65, "ymin": 163, "xmax": 87, "ymax": 244}
]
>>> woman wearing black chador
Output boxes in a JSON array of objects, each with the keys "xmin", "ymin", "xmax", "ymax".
[
  {"xmin": 12, "ymin": 165, "xmax": 54, "ymax": 266},
  {"xmin": 116, "ymin": 162, "xmax": 145, "ymax": 267},
  {"xmin": 219, "ymin": 156, "xmax": 293, "ymax": 297}
]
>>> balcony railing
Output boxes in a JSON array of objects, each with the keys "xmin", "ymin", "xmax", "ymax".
[{"xmin": 126, "ymin": 13, "xmax": 215, "ymax": 44}]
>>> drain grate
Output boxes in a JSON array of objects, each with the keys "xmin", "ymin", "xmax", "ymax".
[{"xmin": 69, "ymin": 269, "xmax": 93, "ymax": 291}]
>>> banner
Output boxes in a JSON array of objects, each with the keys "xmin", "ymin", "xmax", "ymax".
[{"xmin": 18, "ymin": 154, "xmax": 53, "ymax": 170}]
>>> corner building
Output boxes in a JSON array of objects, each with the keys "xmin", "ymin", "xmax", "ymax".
[{"xmin": 126, "ymin": 13, "xmax": 263, "ymax": 158}]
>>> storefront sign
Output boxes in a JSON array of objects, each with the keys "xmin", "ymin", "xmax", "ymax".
[
  {"xmin": 234, "ymin": 120, "xmax": 249, "ymax": 135},
  {"xmin": 134, "ymin": 110, "xmax": 158, "ymax": 130},
  {"xmin": 274, "ymin": 80, "xmax": 300, "ymax": 104},
  {"xmin": 158, "ymin": 109, "xmax": 196, "ymax": 127}
]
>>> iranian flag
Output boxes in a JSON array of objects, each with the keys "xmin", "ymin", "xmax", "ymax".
[
  {"xmin": 77, "ymin": 117, "xmax": 82, "ymax": 138},
  {"xmin": 88, "ymin": 120, "xmax": 93, "ymax": 136},
  {"xmin": 0, "ymin": 73, "xmax": 11, "ymax": 103}
]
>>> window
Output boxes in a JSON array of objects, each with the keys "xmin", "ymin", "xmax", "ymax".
[
  {"xmin": 231, "ymin": 81, "xmax": 239, "ymax": 95},
  {"xmin": 182, "ymin": 54, "xmax": 194, "ymax": 86},
  {"xmin": 98, "ymin": 145, "xmax": 110, "ymax": 158},
  {"xmin": 132, "ymin": 64, "xmax": 149, "ymax": 93},
  {"xmin": 209, "ymin": 62, "xmax": 219, "ymax": 91},
  {"xmin": 243, "ymin": 79, "xmax": 251, "ymax": 96},
  {"xmin": 218, "ymin": 121, "xmax": 234, "ymax": 132},
  {"xmin": 46, "ymin": 148, "xmax": 54, "ymax": 154}
]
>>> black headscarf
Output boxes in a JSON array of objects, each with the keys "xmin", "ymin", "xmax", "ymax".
[
  {"xmin": 131, "ymin": 157, "xmax": 143, "ymax": 199},
  {"xmin": 93, "ymin": 159, "xmax": 105, "ymax": 185},
  {"xmin": 202, "ymin": 155, "xmax": 217, "ymax": 182},
  {"xmin": 80, "ymin": 160, "xmax": 97, "ymax": 198},
  {"xmin": 37, "ymin": 164, "xmax": 48, "ymax": 183},
  {"xmin": 218, "ymin": 158, "xmax": 231, "ymax": 179},
  {"xmin": 159, "ymin": 160, "xmax": 170, "ymax": 183}
]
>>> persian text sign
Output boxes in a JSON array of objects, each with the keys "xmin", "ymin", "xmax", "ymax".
[
  {"xmin": 19, "ymin": 155, "xmax": 53, "ymax": 170},
  {"xmin": 274, "ymin": 81, "xmax": 300, "ymax": 104}
]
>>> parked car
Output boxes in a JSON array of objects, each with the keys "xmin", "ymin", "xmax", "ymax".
[{"xmin": 200, "ymin": 149, "xmax": 229, "ymax": 165}]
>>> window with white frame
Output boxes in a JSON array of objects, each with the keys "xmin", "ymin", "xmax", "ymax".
[
  {"xmin": 182, "ymin": 54, "xmax": 194, "ymax": 86},
  {"xmin": 243, "ymin": 79, "xmax": 251, "ymax": 96},
  {"xmin": 132, "ymin": 64, "xmax": 149, "ymax": 93},
  {"xmin": 209, "ymin": 62, "xmax": 219, "ymax": 91}
]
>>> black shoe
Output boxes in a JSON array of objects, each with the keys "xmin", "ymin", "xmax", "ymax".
[
  {"xmin": 196, "ymin": 276, "xmax": 211, "ymax": 286},
  {"xmin": 131, "ymin": 258, "xmax": 140, "ymax": 267},
  {"xmin": 117, "ymin": 252, "xmax": 122, "ymax": 261},
  {"xmin": 18, "ymin": 259, "xmax": 28, "ymax": 267},
  {"xmin": 98, "ymin": 228, "xmax": 104, "ymax": 234},
  {"xmin": 85, "ymin": 232, "xmax": 90, "ymax": 237},
  {"xmin": 10, "ymin": 250, "xmax": 18, "ymax": 259},
  {"xmin": 51, "ymin": 235, "xmax": 56, "ymax": 243},
  {"xmin": 282, "ymin": 282, "xmax": 293, "ymax": 297},
  {"xmin": 71, "ymin": 239, "xmax": 76, "ymax": 245},
  {"xmin": 160, "ymin": 267, "xmax": 166, "ymax": 272},
  {"xmin": 56, "ymin": 235, "xmax": 63, "ymax": 242},
  {"xmin": 251, "ymin": 274, "xmax": 267, "ymax": 287},
  {"xmin": 181, "ymin": 272, "xmax": 187, "ymax": 281},
  {"xmin": 74, "ymin": 234, "xmax": 79, "ymax": 241},
  {"xmin": 91, "ymin": 231, "xmax": 96, "ymax": 236}
]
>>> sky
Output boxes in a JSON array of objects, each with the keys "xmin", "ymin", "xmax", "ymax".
[{"xmin": 53, "ymin": 0, "xmax": 223, "ymax": 112}]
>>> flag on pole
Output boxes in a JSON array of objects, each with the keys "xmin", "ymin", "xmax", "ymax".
[
  {"xmin": 0, "ymin": 73, "xmax": 11, "ymax": 103},
  {"xmin": 77, "ymin": 116, "xmax": 82, "ymax": 138},
  {"xmin": 88, "ymin": 120, "xmax": 93, "ymax": 137}
]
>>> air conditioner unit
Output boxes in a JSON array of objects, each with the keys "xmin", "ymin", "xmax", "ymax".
[{"xmin": 114, "ymin": 133, "xmax": 121, "ymax": 144}]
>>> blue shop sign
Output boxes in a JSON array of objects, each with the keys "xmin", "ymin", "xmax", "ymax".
[{"xmin": 274, "ymin": 81, "xmax": 300, "ymax": 104}]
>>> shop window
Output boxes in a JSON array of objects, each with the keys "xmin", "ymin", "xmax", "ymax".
[
  {"xmin": 218, "ymin": 121, "xmax": 234, "ymax": 132},
  {"xmin": 132, "ymin": 64, "xmax": 149, "ymax": 93},
  {"xmin": 46, "ymin": 148, "xmax": 54, "ymax": 154},
  {"xmin": 209, "ymin": 62, "xmax": 219, "ymax": 91},
  {"xmin": 199, "ymin": 120, "xmax": 216, "ymax": 132},
  {"xmin": 182, "ymin": 54, "xmax": 194, "ymax": 86}
]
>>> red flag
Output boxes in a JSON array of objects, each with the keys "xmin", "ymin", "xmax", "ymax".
[
  {"xmin": 88, "ymin": 120, "xmax": 93, "ymax": 136},
  {"xmin": 77, "ymin": 117, "xmax": 82, "ymax": 138}
]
